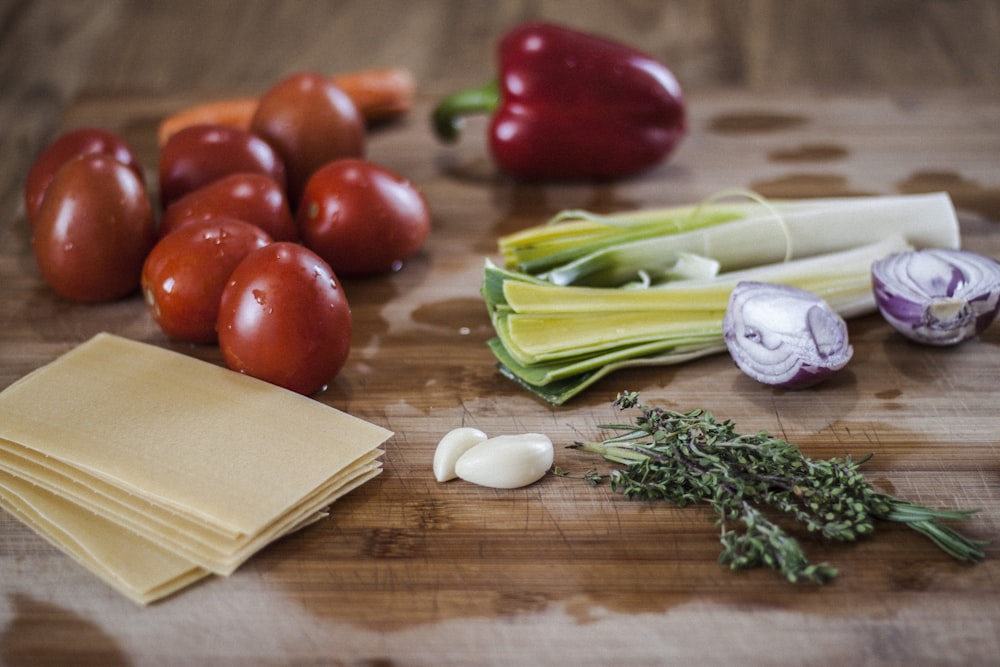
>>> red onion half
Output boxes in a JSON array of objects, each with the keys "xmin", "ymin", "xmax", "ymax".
[
  {"xmin": 871, "ymin": 248, "xmax": 1000, "ymax": 346},
  {"xmin": 723, "ymin": 281, "xmax": 853, "ymax": 389}
]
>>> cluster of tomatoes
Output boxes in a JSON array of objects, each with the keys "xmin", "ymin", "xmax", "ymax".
[{"xmin": 24, "ymin": 72, "xmax": 431, "ymax": 396}]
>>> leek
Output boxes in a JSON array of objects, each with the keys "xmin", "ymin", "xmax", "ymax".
[
  {"xmin": 499, "ymin": 203, "xmax": 747, "ymax": 275},
  {"xmin": 500, "ymin": 192, "xmax": 960, "ymax": 287},
  {"xmin": 482, "ymin": 192, "xmax": 962, "ymax": 404}
]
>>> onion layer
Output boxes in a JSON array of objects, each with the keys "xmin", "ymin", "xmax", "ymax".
[
  {"xmin": 871, "ymin": 248, "xmax": 1000, "ymax": 346},
  {"xmin": 723, "ymin": 281, "xmax": 853, "ymax": 388}
]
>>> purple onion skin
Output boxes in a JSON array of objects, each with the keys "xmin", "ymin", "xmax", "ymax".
[
  {"xmin": 871, "ymin": 248, "xmax": 1000, "ymax": 346},
  {"xmin": 723, "ymin": 281, "xmax": 853, "ymax": 389}
]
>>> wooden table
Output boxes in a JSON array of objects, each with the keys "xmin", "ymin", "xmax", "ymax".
[{"xmin": 2, "ymin": 3, "xmax": 999, "ymax": 665}]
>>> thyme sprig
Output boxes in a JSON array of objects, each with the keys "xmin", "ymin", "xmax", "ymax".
[{"xmin": 571, "ymin": 391, "xmax": 987, "ymax": 583}]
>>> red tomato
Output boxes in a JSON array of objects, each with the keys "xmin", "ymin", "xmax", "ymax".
[
  {"xmin": 24, "ymin": 127, "xmax": 144, "ymax": 224},
  {"xmin": 158, "ymin": 124, "xmax": 287, "ymax": 207},
  {"xmin": 250, "ymin": 72, "xmax": 365, "ymax": 205},
  {"xmin": 141, "ymin": 218, "xmax": 272, "ymax": 344},
  {"xmin": 159, "ymin": 172, "xmax": 298, "ymax": 241},
  {"xmin": 33, "ymin": 154, "xmax": 156, "ymax": 302},
  {"xmin": 217, "ymin": 242, "xmax": 352, "ymax": 395},
  {"xmin": 296, "ymin": 159, "xmax": 431, "ymax": 277}
]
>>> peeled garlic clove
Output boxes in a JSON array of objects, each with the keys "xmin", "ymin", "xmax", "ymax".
[
  {"xmin": 433, "ymin": 427, "xmax": 488, "ymax": 482},
  {"xmin": 454, "ymin": 433, "xmax": 554, "ymax": 489}
]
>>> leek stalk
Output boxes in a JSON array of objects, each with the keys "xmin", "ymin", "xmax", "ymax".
[
  {"xmin": 499, "ymin": 203, "xmax": 747, "ymax": 274},
  {"xmin": 501, "ymin": 192, "xmax": 960, "ymax": 287},
  {"xmin": 482, "ymin": 192, "xmax": 962, "ymax": 404}
]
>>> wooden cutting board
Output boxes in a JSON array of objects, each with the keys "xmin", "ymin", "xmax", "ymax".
[{"xmin": 1, "ymin": 88, "xmax": 999, "ymax": 666}]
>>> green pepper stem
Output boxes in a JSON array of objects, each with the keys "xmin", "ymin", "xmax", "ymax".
[{"xmin": 431, "ymin": 80, "xmax": 500, "ymax": 142}]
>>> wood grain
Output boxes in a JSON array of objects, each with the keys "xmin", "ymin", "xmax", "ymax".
[{"xmin": 2, "ymin": 2, "xmax": 1000, "ymax": 665}]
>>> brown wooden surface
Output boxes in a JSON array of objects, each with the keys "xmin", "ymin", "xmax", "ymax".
[{"xmin": 2, "ymin": 2, "xmax": 1000, "ymax": 665}]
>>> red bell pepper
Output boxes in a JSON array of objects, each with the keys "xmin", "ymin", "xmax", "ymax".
[{"xmin": 432, "ymin": 21, "xmax": 687, "ymax": 181}]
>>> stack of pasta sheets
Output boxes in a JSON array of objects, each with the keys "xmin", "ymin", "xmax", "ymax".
[{"xmin": 0, "ymin": 333, "xmax": 392, "ymax": 605}]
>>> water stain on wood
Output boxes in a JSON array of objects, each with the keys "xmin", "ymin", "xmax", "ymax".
[
  {"xmin": 708, "ymin": 111, "xmax": 808, "ymax": 134},
  {"xmin": 872, "ymin": 476, "xmax": 897, "ymax": 496},
  {"xmin": 364, "ymin": 528, "xmax": 424, "ymax": 559},
  {"xmin": 494, "ymin": 591, "xmax": 549, "ymax": 616},
  {"xmin": 769, "ymin": 143, "xmax": 849, "ymax": 163},
  {"xmin": 410, "ymin": 297, "xmax": 493, "ymax": 340},
  {"xmin": 402, "ymin": 499, "xmax": 452, "ymax": 530},
  {"xmin": 748, "ymin": 173, "xmax": 876, "ymax": 199},
  {"xmin": 888, "ymin": 561, "xmax": 936, "ymax": 592},
  {"xmin": 874, "ymin": 389, "xmax": 902, "ymax": 400},
  {"xmin": 896, "ymin": 170, "xmax": 1000, "ymax": 222},
  {"xmin": 0, "ymin": 594, "xmax": 131, "ymax": 666}
]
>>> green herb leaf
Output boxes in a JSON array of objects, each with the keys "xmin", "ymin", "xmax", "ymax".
[{"xmin": 572, "ymin": 393, "xmax": 987, "ymax": 583}]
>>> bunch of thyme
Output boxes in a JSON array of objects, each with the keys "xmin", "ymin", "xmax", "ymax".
[{"xmin": 570, "ymin": 391, "xmax": 986, "ymax": 583}]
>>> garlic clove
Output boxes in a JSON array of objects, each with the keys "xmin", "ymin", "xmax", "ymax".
[
  {"xmin": 432, "ymin": 427, "xmax": 488, "ymax": 482},
  {"xmin": 454, "ymin": 433, "xmax": 554, "ymax": 489}
]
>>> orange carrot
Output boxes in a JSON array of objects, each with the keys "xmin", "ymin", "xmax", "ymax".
[
  {"xmin": 331, "ymin": 67, "xmax": 415, "ymax": 122},
  {"xmin": 157, "ymin": 67, "xmax": 416, "ymax": 147},
  {"xmin": 157, "ymin": 97, "xmax": 258, "ymax": 147}
]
